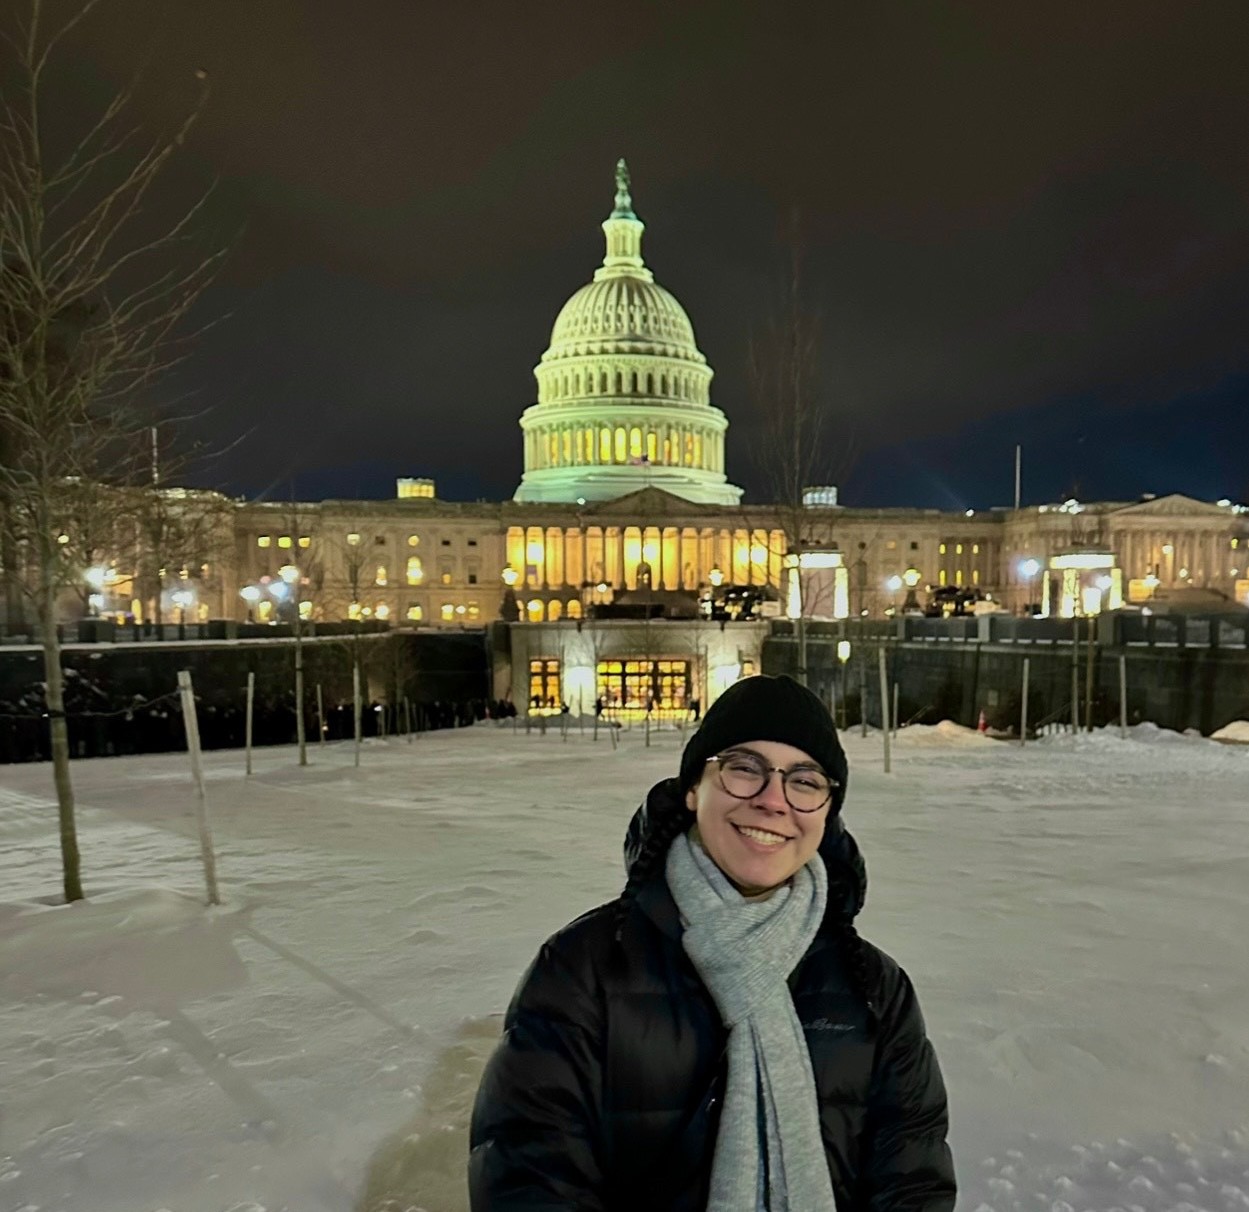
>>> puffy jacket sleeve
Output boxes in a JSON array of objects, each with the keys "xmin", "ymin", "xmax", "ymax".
[
  {"xmin": 861, "ymin": 964, "xmax": 957, "ymax": 1211},
  {"xmin": 468, "ymin": 930, "xmax": 607, "ymax": 1210}
]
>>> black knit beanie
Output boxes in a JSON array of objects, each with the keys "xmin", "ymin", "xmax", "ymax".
[{"xmin": 679, "ymin": 674, "xmax": 848, "ymax": 805}]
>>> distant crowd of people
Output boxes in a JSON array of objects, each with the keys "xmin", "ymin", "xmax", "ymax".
[{"xmin": 0, "ymin": 669, "xmax": 498, "ymax": 764}]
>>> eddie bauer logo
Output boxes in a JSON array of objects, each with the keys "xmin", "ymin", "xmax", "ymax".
[{"xmin": 804, "ymin": 1017, "xmax": 853, "ymax": 1033}]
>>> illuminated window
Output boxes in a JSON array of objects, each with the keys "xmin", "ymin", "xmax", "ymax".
[
  {"xmin": 567, "ymin": 599, "xmax": 582, "ymax": 619},
  {"xmin": 440, "ymin": 603, "xmax": 455, "ymax": 621},
  {"xmin": 346, "ymin": 532, "xmax": 361, "ymax": 546},
  {"xmin": 548, "ymin": 600, "xmax": 563, "ymax": 622},
  {"xmin": 886, "ymin": 540, "xmax": 897, "ymax": 550},
  {"xmin": 955, "ymin": 544, "xmax": 963, "ymax": 555},
  {"xmin": 440, "ymin": 572, "xmax": 452, "ymax": 585},
  {"xmin": 376, "ymin": 604, "xmax": 390, "ymax": 620},
  {"xmin": 375, "ymin": 565, "xmax": 388, "ymax": 586},
  {"xmin": 614, "ymin": 427, "xmax": 626, "ymax": 463},
  {"xmin": 407, "ymin": 534, "xmax": 420, "ymax": 547},
  {"xmin": 348, "ymin": 602, "xmax": 362, "ymax": 620},
  {"xmin": 1233, "ymin": 539, "xmax": 1240, "ymax": 549},
  {"xmin": 529, "ymin": 658, "xmax": 560, "ymax": 707},
  {"xmin": 406, "ymin": 604, "xmax": 423, "ymax": 621},
  {"xmin": 278, "ymin": 535, "xmax": 293, "ymax": 549},
  {"xmin": 939, "ymin": 569, "xmax": 947, "ymax": 586},
  {"xmin": 972, "ymin": 543, "xmax": 980, "ymax": 555},
  {"xmin": 939, "ymin": 543, "xmax": 947, "ymax": 555},
  {"xmin": 298, "ymin": 536, "xmax": 311, "ymax": 549},
  {"xmin": 972, "ymin": 569, "xmax": 980, "ymax": 585},
  {"xmin": 257, "ymin": 600, "xmax": 273, "ymax": 621},
  {"xmin": 467, "ymin": 603, "xmax": 479, "ymax": 620},
  {"xmin": 955, "ymin": 569, "xmax": 964, "ymax": 586},
  {"xmin": 527, "ymin": 599, "xmax": 544, "ymax": 620},
  {"xmin": 257, "ymin": 535, "xmax": 272, "ymax": 548},
  {"xmin": 406, "ymin": 556, "xmax": 423, "ymax": 585},
  {"xmin": 298, "ymin": 600, "xmax": 312, "ymax": 620}
]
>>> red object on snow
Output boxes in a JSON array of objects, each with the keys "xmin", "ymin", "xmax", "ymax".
[{"xmin": 977, "ymin": 709, "xmax": 988, "ymax": 732}]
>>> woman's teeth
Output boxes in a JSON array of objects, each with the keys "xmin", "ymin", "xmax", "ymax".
[{"xmin": 735, "ymin": 824, "xmax": 787, "ymax": 846}]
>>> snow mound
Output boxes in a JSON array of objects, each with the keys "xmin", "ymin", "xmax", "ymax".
[
  {"xmin": 1212, "ymin": 719, "xmax": 1249, "ymax": 743},
  {"xmin": 901, "ymin": 719, "xmax": 992, "ymax": 746}
]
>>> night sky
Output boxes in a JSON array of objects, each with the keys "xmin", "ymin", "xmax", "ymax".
[{"xmin": 24, "ymin": 0, "xmax": 1249, "ymax": 509}]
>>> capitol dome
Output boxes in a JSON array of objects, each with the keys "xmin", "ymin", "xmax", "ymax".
[{"xmin": 513, "ymin": 161, "xmax": 742, "ymax": 506}]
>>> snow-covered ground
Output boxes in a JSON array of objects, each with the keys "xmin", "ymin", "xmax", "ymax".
[{"xmin": 1, "ymin": 717, "xmax": 1247, "ymax": 1212}]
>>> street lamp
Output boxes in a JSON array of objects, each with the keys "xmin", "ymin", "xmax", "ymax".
[
  {"xmin": 708, "ymin": 566, "xmax": 724, "ymax": 588},
  {"xmin": 501, "ymin": 564, "xmax": 520, "ymax": 587},
  {"xmin": 1019, "ymin": 557, "xmax": 1041, "ymax": 615}
]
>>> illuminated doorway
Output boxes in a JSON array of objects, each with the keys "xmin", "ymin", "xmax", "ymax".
[
  {"xmin": 528, "ymin": 658, "xmax": 561, "ymax": 709},
  {"xmin": 596, "ymin": 659, "xmax": 689, "ymax": 711}
]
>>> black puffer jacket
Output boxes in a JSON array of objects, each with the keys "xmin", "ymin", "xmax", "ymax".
[{"xmin": 469, "ymin": 779, "xmax": 956, "ymax": 1211}]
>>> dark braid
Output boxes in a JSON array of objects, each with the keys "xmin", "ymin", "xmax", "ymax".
[
  {"xmin": 834, "ymin": 915, "xmax": 879, "ymax": 1039},
  {"xmin": 614, "ymin": 801, "xmax": 692, "ymax": 940}
]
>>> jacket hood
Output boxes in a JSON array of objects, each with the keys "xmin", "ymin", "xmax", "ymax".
[{"xmin": 623, "ymin": 777, "xmax": 867, "ymax": 922}]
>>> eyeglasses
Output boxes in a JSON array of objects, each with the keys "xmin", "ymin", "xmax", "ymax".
[{"xmin": 706, "ymin": 750, "xmax": 837, "ymax": 813}]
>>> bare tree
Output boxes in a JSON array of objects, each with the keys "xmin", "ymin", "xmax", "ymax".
[
  {"xmin": 748, "ymin": 211, "xmax": 853, "ymax": 684},
  {"xmin": 0, "ymin": 0, "xmax": 221, "ymax": 900}
]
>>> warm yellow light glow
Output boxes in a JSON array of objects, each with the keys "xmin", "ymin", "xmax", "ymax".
[
  {"xmin": 708, "ymin": 566, "xmax": 724, "ymax": 587},
  {"xmin": 527, "ymin": 540, "xmax": 544, "ymax": 563},
  {"xmin": 278, "ymin": 564, "xmax": 299, "ymax": 584},
  {"xmin": 298, "ymin": 536, "xmax": 311, "ymax": 548},
  {"xmin": 406, "ymin": 604, "xmax": 422, "ymax": 621},
  {"xmin": 406, "ymin": 556, "xmax": 423, "ymax": 585},
  {"xmin": 526, "ymin": 599, "xmax": 544, "ymax": 619},
  {"xmin": 836, "ymin": 640, "xmax": 852, "ymax": 663},
  {"xmin": 903, "ymin": 567, "xmax": 921, "ymax": 587},
  {"xmin": 1049, "ymin": 552, "xmax": 1114, "ymax": 570},
  {"xmin": 257, "ymin": 535, "xmax": 271, "ymax": 548},
  {"xmin": 346, "ymin": 532, "xmax": 361, "ymax": 546},
  {"xmin": 375, "ymin": 565, "xmax": 388, "ymax": 586},
  {"xmin": 299, "ymin": 600, "xmax": 313, "ymax": 620},
  {"xmin": 408, "ymin": 534, "xmax": 420, "ymax": 547},
  {"xmin": 885, "ymin": 575, "xmax": 903, "ymax": 593},
  {"xmin": 376, "ymin": 604, "xmax": 390, "ymax": 620},
  {"xmin": 501, "ymin": 565, "xmax": 520, "ymax": 586},
  {"xmin": 278, "ymin": 536, "xmax": 293, "ymax": 549}
]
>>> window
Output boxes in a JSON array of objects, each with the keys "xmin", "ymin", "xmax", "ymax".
[
  {"xmin": 886, "ymin": 540, "xmax": 897, "ymax": 550},
  {"xmin": 376, "ymin": 604, "xmax": 390, "ymax": 620},
  {"xmin": 529, "ymin": 658, "xmax": 560, "ymax": 707},
  {"xmin": 467, "ymin": 602, "xmax": 479, "ymax": 620},
  {"xmin": 406, "ymin": 556, "xmax": 423, "ymax": 585},
  {"xmin": 467, "ymin": 539, "xmax": 477, "ymax": 547},
  {"xmin": 406, "ymin": 604, "xmax": 423, "ymax": 621},
  {"xmin": 939, "ymin": 569, "xmax": 948, "ymax": 586},
  {"xmin": 526, "ymin": 599, "xmax": 544, "ymax": 620},
  {"xmin": 277, "ymin": 535, "xmax": 293, "ymax": 549},
  {"xmin": 467, "ymin": 573, "xmax": 477, "ymax": 585},
  {"xmin": 972, "ymin": 543, "xmax": 980, "ymax": 555},
  {"xmin": 441, "ymin": 538, "xmax": 451, "ymax": 546},
  {"xmin": 346, "ymin": 532, "xmax": 361, "ymax": 546},
  {"xmin": 972, "ymin": 569, "xmax": 980, "ymax": 585},
  {"xmin": 955, "ymin": 544, "xmax": 963, "ymax": 555},
  {"xmin": 939, "ymin": 543, "xmax": 947, "ymax": 555},
  {"xmin": 299, "ymin": 600, "xmax": 312, "ymax": 620},
  {"xmin": 257, "ymin": 535, "xmax": 272, "ymax": 548},
  {"xmin": 374, "ymin": 535, "xmax": 386, "ymax": 546},
  {"xmin": 407, "ymin": 534, "xmax": 420, "ymax": 547},
  {"xmin": 375, "ymin": 565, "xmax": 388, "ymax": 587},
  {"xmin": 440, "ymin": 572, "xmax": 452, "ymax": 585},
  {"xmin": 910, "ymin": 541, "xmax": 919, "ymax": 551},
  {"xmin": 298, "ymin": 536, "xmax": 311, "ymax": 549},
  {"xmin": 955, "ymin": 569, "xmax": 964, "ymax": 586},
  {"xmin": 440, "ymin": 603, "xmax": 455, "ymax": 621}
]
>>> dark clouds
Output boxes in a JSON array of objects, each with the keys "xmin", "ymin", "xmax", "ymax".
[{"xmin": 18, "ymin": 0, "xmax": 1249, "ymax": 505}]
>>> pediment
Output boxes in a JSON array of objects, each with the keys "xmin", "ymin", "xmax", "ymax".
[
  {"xmin": 1111, "ymin": 493, "xmax": 1229, "ymax": 518},
  {"xmin": 580, "ymin": 486, "xmax": 729, "ymax": 520}
]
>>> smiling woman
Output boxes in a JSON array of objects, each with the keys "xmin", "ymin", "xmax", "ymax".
[{"xmin": 469, "ymin": 675, "xmax": 956, "ymax": 1211}]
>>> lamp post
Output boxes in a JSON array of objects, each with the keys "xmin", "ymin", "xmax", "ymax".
[
  {"xmin": 1019, "ymin": 558, "xmax": 1041, "ymax": 616},
  {"xmin": 836, "ymin": 639, "xmax": 851, "ymax": 731},
  {"xmin": 902, "ymin": 566, "xmax": 922, "ymax": 614}
]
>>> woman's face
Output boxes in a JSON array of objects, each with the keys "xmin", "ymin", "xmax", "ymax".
[{"xmin": 684, "ymin": 738, "xmax": 829, "ymax": 894}]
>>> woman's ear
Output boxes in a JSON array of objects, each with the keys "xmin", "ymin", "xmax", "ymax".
[{"xmin": 684, "ymin": 785, "xmax": 698, "ymax": 813}]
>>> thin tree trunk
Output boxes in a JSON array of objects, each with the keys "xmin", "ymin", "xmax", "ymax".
[{"xmin": 40, "ymin": 583, "xmax": 83, "ymax": 901}]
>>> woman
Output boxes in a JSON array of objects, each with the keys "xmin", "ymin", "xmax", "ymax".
[{"xmin": 470, "ymin": 675, "xmax": 955, "ymax": 1210}]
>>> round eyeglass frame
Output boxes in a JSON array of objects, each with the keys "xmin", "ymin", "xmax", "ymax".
[{"xmin": 705, "ymin": 753, "xmax": 837, "ymax": 813}]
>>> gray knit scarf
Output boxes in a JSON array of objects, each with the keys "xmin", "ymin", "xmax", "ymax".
[{"xmin": 665, "ymin": 831, "xmax": 836, "ymax": 1212}]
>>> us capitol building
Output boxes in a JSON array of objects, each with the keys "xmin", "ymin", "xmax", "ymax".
[{"xmin": 141, "ymin": 164, "xmax": 1249, "ymax": 710}]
